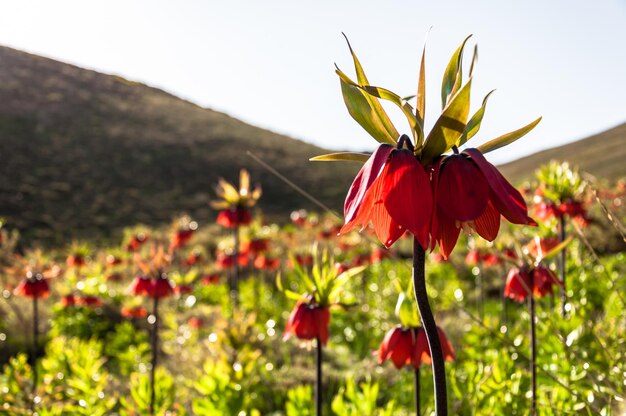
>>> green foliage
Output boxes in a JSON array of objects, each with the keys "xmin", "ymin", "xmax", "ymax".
[
  {"xmin": 331, "ymin": 377, "xmax": 395, "ymax": 416},
  {"xmin": 285, "ymin": 384, "xmax": 315, "ymax": 416},
  {"xmin": 191, "ymin": 357, "xmax": 263, "ymax": 415},
  {"xmin": 536, "ymin": 160, "xmax": 585, "ymax": 203},
  {"xmin": 119, "ymin": 368, "xmax": 175, "ymax": 415}
]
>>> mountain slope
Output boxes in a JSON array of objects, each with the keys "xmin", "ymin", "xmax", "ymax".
[
  {"xmin": 498, "ymin": 122, "xmax": 626, "ymax": 183},
  {"xmin": 0, "ymin": 46, "xmax": 358, "ymax": 244}
]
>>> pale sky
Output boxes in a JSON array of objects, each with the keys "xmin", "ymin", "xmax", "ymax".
[{"xmin": 1, "ymin": 0, "xmax": 625, "ymax": 164}]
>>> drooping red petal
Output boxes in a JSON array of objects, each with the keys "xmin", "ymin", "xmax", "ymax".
[
  {"xmin": 378, "ymin": 326, "xmax": 403, "ymax": 364},
  {"xmin": 474, "ymin": 200, "xmax": 501, "ymax": 241},
  {"xmin": 389, "ymin": 329, "xmax": 412, "ymax": 369},
  {"xmin": 504, "ymin": 267, "xmax": 531, "ymax": 303},
  {"xmin": 382, "ymin": 149, "xmax": 433, "ymax": 249},
  {"xmin": 341, "ymin": 161, "xmax": 406, "ymax": 247},
  {"xmin": 314, "ymin": 307, "xmax": 331, "ymax": 345},
  {"xmin": 437, "ymin": 154, "xmax": 489, "ymax": 221},
  {"xmin": 532, "ymin": 266, "xmax": 561, "ymax": 298},
  {"xmin": 343, "ymin": 144, "xmax": 394, "ymax": 225},
  {"xmin": 464, "ymin": 148, "xmax": 533, "ymax": 225},
  {"xmin": 428, "ymin": 158, "xmax": 443, "ymax": 252},
  {"xmin": 434, "ymin": 207, "xmax": 461, "ymax": 259},
  {"xmin": 412, "ymin": 328, "xmax": 430, "ymax": 368},
  {"xmin": 438, "ymin": 327, "xmax": 456, "ymax": 362}
]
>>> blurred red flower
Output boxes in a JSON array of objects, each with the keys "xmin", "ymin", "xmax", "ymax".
[
  {"xmin": 378, "ymin": 326, "xmax": 455, "ymax": 370},
  {"xmin": 121, "ymin": 306, "xmax": 148, "ymax": 319},
  {"xmin": 127, "ymin": 275, "xmax": 153, "ymax": 297},
  {"xmin": 283, "ymin": 300, "xmax": 330, "ymax": 345},
  {"xmin": 216, "ymin": 208, "xmax": 252, "ymax": 228},
  {"xmin": 14, "ymin": 273, "xmax": 50, "ymax": 299}
]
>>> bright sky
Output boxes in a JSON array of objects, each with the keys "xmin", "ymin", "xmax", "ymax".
[{"xmin": 1, "ymin": 0, "xmax": 625, "ymax": 164}]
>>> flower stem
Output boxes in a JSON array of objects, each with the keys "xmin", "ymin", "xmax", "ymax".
[
  {"xmin": 32, "ymin": 296, "xmax": 38, "ymax": 396},
  {"xmin": 559, "ymin": 216, "xmax": 567, "ymax": 316},
  {"xmin": 315, "ymin": 337, "xmax": 323, "ymax": 416},
  {"xmin": 414, "ymin": 367, "xmax": 421, "ymax": 416},
  {"xmin": 529, "ymin": 275, "xmax": 537, "ymax": 416},
  {"xmin": 149, "ymin": 296, "xmax": 159, "ymax": 416},
  {"xmin": 232, "ymin": 225, "xmax": 240, "ymax": 305},
  {"xmin": 412, "ymin": 239, "xmax": 447, "ymax": 415}
]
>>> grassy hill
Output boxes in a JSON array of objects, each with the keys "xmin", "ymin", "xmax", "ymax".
[
  {"xmin": 0, "ymin": 45, "xmax": 623, "ymax": 245},
  {"xmin": 498, "ymin": 122, "xmax": 626, "ymax": 183},
  {"xmin": 0, "ymin": 46, "xmax": 359, "ymax": 244}
]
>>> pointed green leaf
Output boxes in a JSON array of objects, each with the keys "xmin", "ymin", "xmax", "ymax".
[
  {"xmin": 469, "ymin": 45, "xmax": 479, "ymax": 77},
  {"xmin": 476, "ymin": 117, "xmax": 542, "ymax": 154},
  {"xmin": 310, "ymin": 152, "xmax": 370, "ymax": 162},
  {"xmin": 338, "ymin": 35, "xmax": 399, "ymax": 143},
  {"xmin": 337, "ymin": 71, "xmax": 397, "ymax": 145},
  {"xmin": 457, "ymin": 89, "xmax": 495, "ymax": 147},
  {"xmin": 416, "ymin": 43, "xmax": 427, "ymax": 131},
  {"xmin": 441, "ymin": 35, "xmax": 472, "ymax": 109},
  {"xmin": 422, "ymin": 78, "xmax": 473, "ymax": 163},
  {"xmin": 362, "ymin": 85, "xmax": 423, "ymax": 146}
]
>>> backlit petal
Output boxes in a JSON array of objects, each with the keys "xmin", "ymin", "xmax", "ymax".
[
  {"xmin": 343, "ymin": 144, "xmax": 394, "ymax": 224},
  {"xmin": 474, "ymin": 200, "xmax": 501, "ymax": 241},
  {"xmin": 434, "ymin": 207, "xmax": 461, "ymax": 259},
  {"xmin": 437, "ymin": 154, "xmax": 489, "ymax": 221},
  {"xmin": 464, "ymin": 148, "xmax": 532, "ymax": 225},
  {"xmin": 383, "ymin": 149, "xmax": 433, "ymax": 249}
]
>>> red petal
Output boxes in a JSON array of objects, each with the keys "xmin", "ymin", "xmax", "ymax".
[
  {"xmin": 382, "ymin": 150, "xmax": 433, "ymax": 249},
  {"xmin": 315, "ymin": 307, "xmax": 331, "ymax": 345},
  {"xmin": 438, "ymin": 327, "xmax": 456, "ymax": 362},
  {"xmin": 415, "ymin": 328, "xmax": 430, "ymax": 366},
  {"xmin": 474, "ymin": 200, "xmax": 501, "ymax": 241},
  {"xmin": 343, "ymin": 144, "xmax": 394, "ymax": 225},
  {"xmin": 504, "ymin": 268, "xmax": 531, "ymax": 302},
  {"xmin": 464, "ymin": 148, "xmax": 532, "ymax": 225},
  {"xmin": 378, "ymin": 326, "xmax": 402, "ymax": 364},
  {"xmin": 437, "ymin": 155, "xmax": 489, "ymax": 221},
  {"xmin": 390, "ymin": 330, "xmax": 412, "ymax": 369},
  {"xmin": 434, "ymin": 207, "xmax": 461, "ymax": 259}
]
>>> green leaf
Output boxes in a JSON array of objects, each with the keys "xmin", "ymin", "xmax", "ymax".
[
  {"xmin": 416, "ymin": 43, "xmax": 427, "ymax": 134},
  {"xmin": 422, "ymin": 78, "xmax": 473, "ymax": 164},
  {"xmin": 457, "ymin": 89, "xmax": 495, "ymax": 147},
  {"xmin": 362, "ymin": 85, "xmax": 423, "ymax": 145},
  {"xmin": 337, "ymin": 72, "xmax": 397, "ymax": 145},
  {"xmin": 338, "ymin": 35, "xmax": 399, "ymax": 144},
  {"xmin": 469, "ymin": 44, "xmax": 479, "ymax": 77},
  {"xmin": 309, "ymin": 152, "xmax": 370, "ymax": 162},
  {"xmin": 476, "ymin": 117, "xmax": 542, "ymax": 154},
  {"xmin": 441, "ymin": 35, "xmax": 472, "ymax": 109}
]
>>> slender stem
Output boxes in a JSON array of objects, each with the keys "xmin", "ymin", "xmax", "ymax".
[
  {"xmin": 149, "ymin": 296, "xmax": 159, "ymax": 416},
  {"xmin": 414, "ymin": 367, "xmax": 421, "ymax": 416},
  {"xmin": 529, "ymin": 273, "xmax": 537, "ymax": 416},
  {"xmin": 412, "ymin": 239, "xmax": 447, "ymax": 415},
  {"xmin": 500, "ymin": 264, "xmax": 508, "ymax": 326},
  {"xmin": 32, "ymin": 296, "xmax": 38, "ymax": 395},
  {"xmin": 315, "ymin": 337, "xmax": 323, "ymax": 416},
  {"xmin": 559, "ymin": 216, "xmax": 567, "ymax": 316},
  {"xmin": 476, "ymin": 265, "xmax": 483, "ymax": 322},
  {"xmin": 232, "ymin": 225, "xmax": 240, "ymax": 305}
]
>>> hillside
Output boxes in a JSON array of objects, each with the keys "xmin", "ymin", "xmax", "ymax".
[
  {"xmin": 0, "ymin": 46, "xmax": 359, "ymax": 244},
  {"xmin": 499, "ymin": 122, "xmax": 626, "ymax": 183},
  {"xmin": 1, "ymin": 46, "xmax": 623, "ymax": 245}
]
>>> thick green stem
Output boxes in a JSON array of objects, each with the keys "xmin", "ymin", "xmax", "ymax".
[{"xmin": 413, "ymin": 239, "xmax": 447, "ymax": 415}]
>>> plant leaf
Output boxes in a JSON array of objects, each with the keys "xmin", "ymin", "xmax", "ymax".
[
  {"xmin": 310, "ymin": 152, "xmax": 370, "ymax": 162},
  {"xmin": 469, "ymin": 44, "xmax": 478, "ymax": 77},
  {"xmin": 339, "ymin": 35, "xmax": 399, "ymax": 144},
  {"xmin": 537, "ymin": 236, "xmax": 573, "ymax": 263},
  {"xmin": 362, "ymin": 85, "xmax": 423, "ymax": 146},
  {"xmin": 476, "ymin": 117, "xmax": 542, "ymax": 154},
  {"xmin": 457, "ymin": 89, "xmax": 495, "ymax": 147},
  {"xmin": 422, "ymin": 78, "xmax": 472, "ymax": 164},
  {"xmin": 416, "ymin": 43, "xmax": 427, "ymax": 134},
  {"xmin": 337, "ymin": 70, "xmax": 397, "ymax": 145},
  {"xmin": 441, "ymin": 35, "xmax": 472, "ymax": 109}
]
